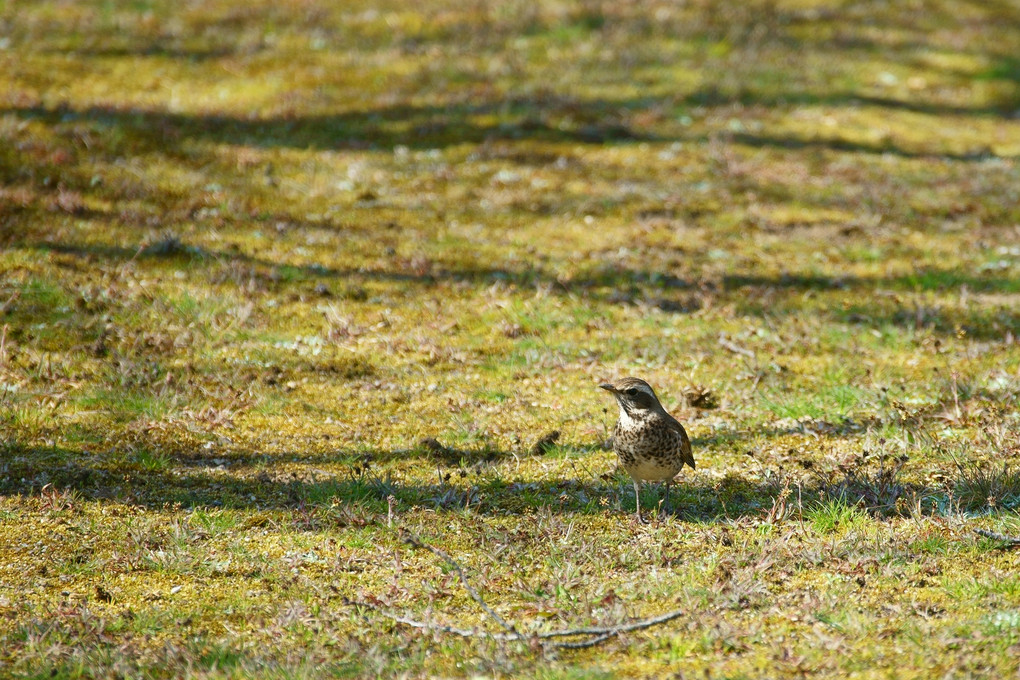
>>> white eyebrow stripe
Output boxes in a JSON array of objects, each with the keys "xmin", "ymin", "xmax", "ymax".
[{"xmin": 631, "ymin": 383, "xmax": 655, "ymax": 398}]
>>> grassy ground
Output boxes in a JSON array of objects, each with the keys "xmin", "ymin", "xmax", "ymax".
[{"xmin": 3, "ymin": 0, "xmax": 1020, "ymax": 676}]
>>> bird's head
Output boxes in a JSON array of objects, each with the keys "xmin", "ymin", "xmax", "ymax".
[{"xmin": 599, "ymin": 377, "xmax": 663, "ymax": 416}]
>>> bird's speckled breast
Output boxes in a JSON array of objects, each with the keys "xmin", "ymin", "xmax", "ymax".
[{"xmin": 612, "ymin": 413, "xmax": 686, "ymax": 482}]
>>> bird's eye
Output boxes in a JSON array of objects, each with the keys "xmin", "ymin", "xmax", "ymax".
[{"xmin": 625, "ymin": 388, "xmax": 638, "ymax": 396}]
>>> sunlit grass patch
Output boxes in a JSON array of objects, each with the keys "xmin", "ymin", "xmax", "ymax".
[
  {"xmin": 75, "ymin": 388, "xmax": 178, "ymax": 421},
  {"xmin": 3, "ymin": 0, "xmax": 1020, "ymax": 676},
  {"xmin": 188, "ymin": 507, "xmax": 241, "ymax": 534},
  {"xmin": 473, "ymin": 388, "xmax": 510, "ymax": 403},
  {"xmin": 910, "ymin": 533, "xmax": 952, "ymax": 555},
  {"xmin": 133, "ymin": 447, "xmax": 172, "ymax": 472},
  {"xmin": 805, "ymin": 496, "xmax": 870, "ymax": 534},
  {"xmin": 759, "ymin": 384, "xmax": 865, "ymax": 421},
  {"xmin": 252, "ymin": 392, "xmax": 288, "ymax": 416},
  {"xmin": 16, "ymin": 277, "xmax": 70, "ymax": 311},
  {"xmin": 944, "ymin": 575, "xmax": 1020, "ymax": 601}
]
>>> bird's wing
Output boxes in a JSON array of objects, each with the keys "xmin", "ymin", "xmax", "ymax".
[{"xmin": 665, "ymin": 414, "xmax": 695, "ymax": 470}]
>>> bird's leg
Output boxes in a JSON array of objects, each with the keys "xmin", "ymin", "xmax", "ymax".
[
  {"xmin": 662, "ymin": 480, "xmax": 672, "ymax": 517},
  {"xmin": 633, "ymin": 480, "xmax": 645, "ymax": 523}
]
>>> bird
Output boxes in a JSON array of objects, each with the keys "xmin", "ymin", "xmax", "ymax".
[{"xmin": 600, "ymin": 377, "xmax": 695, "ymax": 521}]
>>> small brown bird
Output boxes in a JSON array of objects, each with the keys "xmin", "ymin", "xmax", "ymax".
[{"xmin": 600, "ymin": 377, "xmax": 695, "ymax": 521}]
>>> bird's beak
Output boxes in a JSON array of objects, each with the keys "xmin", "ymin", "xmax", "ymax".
[{"xmin": 599, "ymin": 383, "xmax": 617, "ymax": 392}]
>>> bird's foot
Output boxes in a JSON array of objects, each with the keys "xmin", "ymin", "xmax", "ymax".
[{"xmin": 656, "ymin": 501, "xmax": 674, "ymax": 520}]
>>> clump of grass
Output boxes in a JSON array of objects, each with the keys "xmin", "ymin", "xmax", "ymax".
[
  {"xmin": 76, "ymin": 388, "xmax": 176, "ymax": 421},
  {"xmin": 133, "ymin": 448, "xmax": 172, "ymax": 472},
  {"xmin": 816, "ymin": 450, "xmax": 911, "ymax": 516},
  {"xmin": 188, "ymin": 508, "xmax": 240, "ymax": 534},
  {"xmin": 805, "ymin": 496, "xmax": 869, "ymax": 534},
  {"xmin": 911, "ymin": 534, "xmax": 951, "ymax": 555},
  {"xmin": 953, "ymin": 461, "xmax": 1020, "ymax": 511},
  {"xmin": 142, "ymin": 231, "xmax": 200, "ymax": 258}
]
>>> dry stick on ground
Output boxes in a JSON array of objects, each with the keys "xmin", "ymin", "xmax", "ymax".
[
  {"xmin": 718, "ymin": 334, "xmax": 754, "ymax": 359},
  {"xmin": 399, "ymin": 528, "xmax": 518, "ymax": 635},
  {"xmin": 348, "ymin": 529, "xmax": 687, "ymax": 650},
  {"xmin": 0, "ymin": 291, "xmax": 20, "ymax": 315},
  {"xmin": 975, "ymin": 528, "xmax": 1020, "ymax": 546},
  {"xmin": 345, "ymin": 597, "xmax": 687, "ymax": 650}
]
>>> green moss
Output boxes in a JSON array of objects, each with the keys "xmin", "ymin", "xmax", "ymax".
[{"xmin": 2, "ymin": 0, "xmax": 1020, "ymax": 676}]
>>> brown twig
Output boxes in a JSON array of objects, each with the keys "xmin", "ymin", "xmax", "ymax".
[
  {"xmin": 345, "ymin": 596, "xmax": 686, "ymax": 649},
  {"xmin": 531, "ymin": 607, "xmax": 688, "ymax": 640},
  {"xmin": 975, "ymin": 528, "xmax": 1020, "ymax": 546},
  {"xmin": 718, "ymin": 335, "xmax": 754, "ymax": 359},
  {"xmin": 400, "ymin": 529, "xmax": 518, "ymax": 635},
  {"xmin": 0, "ymin": 291, "xmax": 20, "ymax": 315},
  {"xmin": 345, "ymin": 600, "xmax": 487, "ymax": 639},
  {"xmin": 350, "ymin": 529, "xmax": 687, "ymax": 650}
]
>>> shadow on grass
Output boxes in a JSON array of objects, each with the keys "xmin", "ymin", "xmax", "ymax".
[
  {"xmin": 21, "ymin": 234, "xmax": 1020, "ymax": 291},
  {"xmin": 3, "ymin": 67, "xmax": 1020, "ymax": 161},
  {"xmin": 731, "ymin": 131, "xmax": 1006, "ymax": 161},
  {"xmin": 0, "ymin": 100, "xmax": 659, "ymax": 156},
  {"xmin": 13, "ymin": 232, "xmax": 1020, "ymax": 341},
  {"xmin": 0, "ymin": 436, "xmax": 946, "ymax": 523},
  {"xmin": 47, "ymin": 44, "xmax": 242, "ymax": 61}
]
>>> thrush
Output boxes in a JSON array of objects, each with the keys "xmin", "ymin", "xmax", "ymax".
[{"xmin": 600, "ymin": 377, "xmax": 695, "ymax": 521}]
